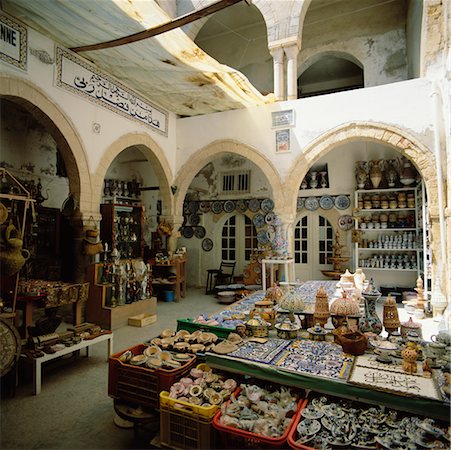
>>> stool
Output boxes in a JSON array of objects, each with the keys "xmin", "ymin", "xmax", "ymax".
[
  {"xmin": 205, "ymin": 269, "xmax": 221, "ymax": 294},
  {"xmin": 113, "ymin": 399, "xmax": 156, "ymax": 440}
]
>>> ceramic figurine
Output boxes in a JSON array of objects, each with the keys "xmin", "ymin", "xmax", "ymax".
[
  {"xmin": 415, "ymin": 275, "xmax": 424, "ymax": 310},
  {"xmin": 401, "ymin": 345, "xmax": 418, "ymax": 374}
]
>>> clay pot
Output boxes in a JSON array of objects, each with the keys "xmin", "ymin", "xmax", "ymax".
[
  {"xmin": 400, "ymin": 159, "xmax": 416, "ymax": 186},
  {"xmin": 336, "ymin": 331, "xmax": 368, "ymax": 355},
  {"xmin": 369, "ymin": 160, "xmax": 383, "ymax": 189},
  {"xmin": 1, "ymin": 223, "xmax": 30, "ymax": 276}
]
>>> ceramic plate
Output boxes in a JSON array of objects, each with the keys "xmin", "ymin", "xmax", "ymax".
[
  {"xmin": 257, "ymin": 230, "xmax": 270, "ymax": 244},
  {"xmin": 211, "ymin": 201, "xmax": 223, "ymax": 214},
  {"xmin": 194, "ymin": 226, "xmax": 206, "ymax": 239},
  {"xmin": 189, "ymin": 213, "xmax": 200, "ymax": 226},
  {"xmin": 182, "ymin": 226, "xmax": 194, "ymax": 238},
  {"xmin": 223, "ymin": 200, "xmax": 235, "ymax": 213},
  {"xmin": 266, "ymin": 225, "xmax": 276, "ymax": 242},
  {"xmin": 202, "ymin": 238, "xmax": 213, "ymax": 251},
  {"xmin": 319, "ymin": 195, "xmax": 334, "ymax": 210},
  {"xmin": 188, "ymin": 201, "xmax": 199, "ymax": 213},
  {"xmin": 236, "ymin": 200, "xmax": 247, "ymax": 213},
  {"xmin": 335, "ymin": 195, "xmax": 351, "ymax": 210},
  {"xmin": 305, "ymin": 196, "xmax": 319, "ymax": 211},
  {"xmin": 183, "ymin": 202, "xmax": 190, "ymax": 214},
  {"xmin": 338, "ymin": 214, "xmax": 354, "ymax": 231},
  {"xmin": 199, "ymin": 201, "xmax": 211, "ymax": 213},
  {"xmin": 265, "ymin": 212, "xmax": 276, "ymax": 224},
  {"xmin": 297, "ymin": 197, "xmax": 305, "ymax": 210},
  {"xmin": 253, "ymin": 213, "xmax": 265, "ymax": 228},
  {"xmin": 248, "ymin": 198, "xmax": 260, "ymax": 212},
  {"xmin": 261, "ymin": 198, "xmax": 274, "ymax": 213}
]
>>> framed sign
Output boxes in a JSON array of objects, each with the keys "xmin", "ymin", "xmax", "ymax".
[
  {"xmin": 272, "ymin": 109, "xmax": 295, "ymax": 128},
  {"xmin": 275, "ymin": 129, "xmax": 290, "ymax": 153},
  {"xmin": 0, "ymin": 14, "xmax": 27, "ymax": 70}
]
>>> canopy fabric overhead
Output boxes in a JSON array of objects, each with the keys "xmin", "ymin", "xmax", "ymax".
[{"xmin": 3, "ymin": 0, "xmax": 274, "ymax": 116}]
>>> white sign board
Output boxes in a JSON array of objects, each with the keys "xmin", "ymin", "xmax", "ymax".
[{"xmin": 0, "ymin": 14, "xmax": 27, "ymax": 70}]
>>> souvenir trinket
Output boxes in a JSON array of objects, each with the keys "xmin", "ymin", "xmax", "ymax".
[
  {"xmin": 383, "ymin": 294, "xmax": 400, "ymax": 333},
  {"xmin": 330, "ymin": 291, "xmax": 360, "ymax": 328},
  {"xmin": 250, "ymin": 300, "xmax": 276, "ymax": 328},
  {"xmin": 336, "ymin": 331, "xmax": 368, "ymax": 355},
  {"xmin": 359, "ymin": 278, "xmax": 382, "ymax": 335},
  {"xmin": 275, "ymin": 318, "xmax": 300, "ymax": 339},
  {"xmin": 313, "ymin": 287, "xmax": 330, "ymax": 327},
  {"xmin": 401, "ymin": 345, "xmax": 418, "ymax": 374},
  {"xmin": 245, "ymin": 313, "xmax": 271, "ymax": 338},
  {"xmin": 307, "ymin": 323, "xmax": 328, "ymax": 342},
  {"xmin": 400, "ymin": 316, "xmax": 422, "ymax": 339}
]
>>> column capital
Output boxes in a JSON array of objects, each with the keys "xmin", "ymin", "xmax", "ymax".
[
  {"xmin": 284, "ymin": 42, "xmax": 299, "ymax": 59},
  {"xmin": 269, "ymin": 45, "xmax": 284, "ymax": 63}
]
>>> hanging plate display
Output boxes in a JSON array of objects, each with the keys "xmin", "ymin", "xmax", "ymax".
[
  {"xmin": 194, "ymin": 226, "xmax": 206, "ymax": 239},
  {"xmin": 182, "ymin": 226, "xmax": 194, "ymax": 238},
  {"xmin": 201, "ymin": 238, "xmax": 213, "ymax": 252},
  {"xmin": 236, "ymin": 200, "xmax": 247, "ymax": 213},
  {"xmin": 319, "ymin": 195, "xmax": 334, "ymax": 210},
  {"xmin": 189, "ymin": 213, "xmax": 200, "ymax": 226},
  {"xmin": 257, "ymin": 230, "xmax": 270, "ymax": 245},
  {"xmin": 183, "ymin": 202, "xmax": 190, "ymax": 214},
  {"xmin": 297, "ymin": 197, "xmax": 305, "ymax": 210},
  {"xmin": 338, "ymin": 215, "xmax": 354, "ymax": 231},
  {"xmin": 211, "ymin": 201, "xmax": 223, "ymax": 214},
  {"xmin": 199, "ymin": 201, "xmax": 211, "ymax": 213},
  {"xmin": 261, "ymin": 198, "xmax": 274, "ymax": 213},
  {"xmin": 305, "ymin": 196, "xmax": 319, "ymax": 211},
  {"xmin": 253, "ymin": 213, "xmax": 266, "ymax": 228},
  {"xmin": 335, "ymin": 195, "xmax": 351, "ymax": 210},
  {"xmin": 248, "ymin": 198, "xmax": 261, "ymax": 212},
  {"xmin": 223, "ymin": 200, "xmax": 236, "ymax": 213},
  {"xmin": 265, "ymin": 212, "xmax": 276, "ymax": 225},
  {"xmin": 188, "ymin": 201, "xmax": 199, "ymax": 213},
  {"xmin": 266, "ymin": 225, "xmax": 276, "ymax": 242}
]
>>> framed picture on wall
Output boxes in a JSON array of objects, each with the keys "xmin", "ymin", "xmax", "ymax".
[
  {"xmin": 275, "ymin": 129, "xmax": 290, "ymax": 153},
  {"xmin": 272, "ymin": 109, "xmax": 295, "ymax": 128}
]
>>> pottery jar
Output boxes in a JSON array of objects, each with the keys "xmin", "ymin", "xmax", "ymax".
[
  {"xmin": 250, "ymin": 300, "xmax": 276, "ymax": 328},
  {"xmin": 426, "ymin": 341, "xmax": 446, "ymax": 360},
  {"xmin": 431, "ymin": 331, "xmax": 451, "ymax": 346},
  {"xmin": 1, "ymin": 223, "xmax": 30, "ymax": 276},
  {"xmin": 369, "ymin": 160, "xmax": 383, "ymax": 189},
  {"xmin": 400, "ymin": 317, "xmax": 422, "ymax": 339},
  {"xmin": 400, "ymin": 159, "xmax": 416, "ymax": 186}
]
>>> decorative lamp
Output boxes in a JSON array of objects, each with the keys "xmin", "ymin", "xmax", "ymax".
[
  {"xmin": 383, "ymin": 294, "xmax": 400, "ymax": 333},
  {"xmin": 330, "ymin": 291, "xmax": 360, "ymax": 328},
  {"xmin": 313, "ymin": 286, "xmax": 330, "ymax": 327},
  {"xmin": 265, "ymin": 283, "xmax": 284, "ymax": 305}
]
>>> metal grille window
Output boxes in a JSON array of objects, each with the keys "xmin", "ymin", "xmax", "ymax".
[
  {"xmin": 319, "ymin": 216, "xmax": 333, "ymax": 264},
  {"xmin": 244, "ymin": 216, "xmax": 258, "ymax": 261},
  {"xmin": 222, "ymin": 215, "xmax": 236, "ymax": 261},
  {"xmin": 294, "ymin": 216, "xmax": 308, "ymax": 264},
  {"xmin": 220, "ymin": 170, "xmax": 250, "ymax": 194}
]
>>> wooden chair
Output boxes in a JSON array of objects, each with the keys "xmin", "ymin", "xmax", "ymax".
[{"xmin": 205, "ymin": 261, "xmax": 236, "ymax": 294}]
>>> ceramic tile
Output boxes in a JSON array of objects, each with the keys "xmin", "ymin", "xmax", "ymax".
[
  {"xmin": 355, "ymin": 353, "xmax": 423, "ymax": 374},
  {"xmin": 226, "ymin": 338, "xmax": 290, "ymax": 364}
]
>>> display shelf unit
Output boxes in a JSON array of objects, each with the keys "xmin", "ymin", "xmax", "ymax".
[
  {"xmin": 354, "ymin": 185, "xmax": 424, "ymax": 287},
  {"xmin": 148, "ymin": 257, "xmax": 187, "ymax": 302},
  {"xmin": 100, "ymin": 203, "xmax": 144, "ymax": 259},
  {"xmin": 85, "ymin": 263, "xmax": 156, "ymax": 330}
]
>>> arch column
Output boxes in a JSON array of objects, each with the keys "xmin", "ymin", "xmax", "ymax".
[
  {"xmin": 273, "ymin": 212, "xmax": 296, "ymax": 259},
  {"xmin": 284, "ymin": 43, "xmax": 299, "ymax": 100},
  {"xmin": 160, "ymin": 214, "xmax": 184, "ymax": 254},
  {"xmin": 269, "ymin": 46, "xmax": 285, "ymax": 101}
]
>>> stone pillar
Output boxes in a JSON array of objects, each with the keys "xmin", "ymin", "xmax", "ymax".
[
  {"xmin": 161, "ymin": 215, "xmax": 184, "ymax": 256},
  {"xmin": 274, "ymin": 212, "xmax": 296, "ymax": 258},
  {"xmin": 269, "ymin": 46, "xmax": 285, "ymax": 101},
  {"xmin": 284, "ymin": 43, "xmax": 299, "ymax": 100}
]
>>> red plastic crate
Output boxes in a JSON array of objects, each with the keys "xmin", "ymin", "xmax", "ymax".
[
  {"xmin": 108, "ymin": 344, "xmax": 196, "ymax": 409},
  {"xmin": 213, "ymin": 388, "xmax": 306, "ymax": 449},
  {"xmin": 287, "ymin": 401, "xmax": 314, "ymax": 450}
]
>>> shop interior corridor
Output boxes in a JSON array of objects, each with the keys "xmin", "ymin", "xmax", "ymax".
[{"xmin": 1, "ymin": 288, "xmax": 221, "ymax": 450}]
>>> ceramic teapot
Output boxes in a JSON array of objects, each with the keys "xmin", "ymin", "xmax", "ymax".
[
  {"xmin": 431, "ymin": 331, "xmax": 451, "ymax": 346},
  {"xmin": 1, "ymin": 223, "xmax": 30, "ymax": 276}
]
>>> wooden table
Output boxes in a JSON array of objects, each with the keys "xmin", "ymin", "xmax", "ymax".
[
  {"xmin": 149, "ymin": 257, "xmax": 186, "ymax": 302},
  {"xmin": 25, "ymin": 332, "xmax": 113, "ymax": 395}
]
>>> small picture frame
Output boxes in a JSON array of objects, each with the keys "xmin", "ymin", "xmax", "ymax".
[
  {"xmin": 272, "ymin": 109, "xmax": 295, "ymax": 128},
  {"xmin": 275, "ymin": 129, "xmax": 290, "ymax": 153}
]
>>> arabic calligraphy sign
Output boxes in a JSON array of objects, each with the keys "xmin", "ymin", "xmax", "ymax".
[
  {"xmin": 0, "ymin": 14, "xmax": 27, "ymax": 71},
  {"xmin": 55, "ymin": 47, "xmax": 168, "ymax": 136}
]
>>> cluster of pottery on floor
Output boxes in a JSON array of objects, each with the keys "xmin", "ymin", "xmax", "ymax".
[
  {"xmin": 149, "ymin": 328, "xmax": 218, "ymax": 354},
  {"xmin": 167, "ymin": 365, "xmax": 238, "ymax": 407},
  {"xmin": 217, "ymin": 383, "xmax": 300, "ymax": 438},
  {"xmin": 294, "ymin": 395, "xmax": 450, "ymax": 449}
]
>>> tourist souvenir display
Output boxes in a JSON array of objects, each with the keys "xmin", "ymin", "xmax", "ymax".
[
  {"xmin": 261, "ymin": 198, "xmax": 274, "ymax": 212},
  {"xmin": 383, "ymin": 294, "xmax": 400, "ymax": 333},
  {"xmin": 253, "ymin": 213, "xmax": 265, "ymax": 228},
  {"xmin": 275, "ymin": 318, "xmax": 300, "ymax": 339},
  {"xmin": 334, "ymin": 194, "xmax": 351, "ymax": 210},
  {"xmin": 236, "ymin": 199, "xmax": 247, "ymax": 213},
  {"xmin": 313, "ymin": 286, "xmax": 330, "ymax": 327},
  {"xmin": 336, "ymin": 331, "xmax": 368, "ymax": 355},
  {"xmin": 245, "ymin": 314, "xmax": 271, "ymax": 338},
  {"xmin": 400, "ymin": 316, "xmax": 422, "ymax": 338},
  {"xmin": 264, "ymin": 283, "xmax": 284, "ymax": 304},
  {"xmin": 226, "ymin": 338, "xmax": 290, "ymax": 364},
  {"xmin": 305, "ymin": 196, "xmax": 319, "ymax": 211},
  {"xmin": 248, "ymin": 198, "xmax": 260, "ymax": 212},
  {"xmin": 319, "ymin": 195, "xmax": 334, "ymax": 210},
  {"xmin": 359, "ymin": 278, "xmax": 383, "ymax": 335},
  {"xmin": 329, "ymin": 291, "xmax": 360, "ymax": 327},
  {"xmin": 211, "ymin": 201, "xmax": 223, "ymax": 214},
  {"xmin": 223, "ymin": 200, "xmax": 235, "ymax": 213},
  {"xmin": 307, "ymin": 323, "xmax": 328, "ymax": 341}
]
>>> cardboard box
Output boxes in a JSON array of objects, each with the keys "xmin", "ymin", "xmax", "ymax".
[{"xmin": 128, "ymin": 313, "xmax": 157, "ymax": 327}]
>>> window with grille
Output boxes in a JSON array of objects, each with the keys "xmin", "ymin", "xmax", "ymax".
[
  {"xmin": 244, "ymin": 216, "xmax": 258, "ymax": 260},
  {"xmin": 294, "ymin": 216, "xmax": 308, "ymax": 264},
  {"xmin": 222, "ymin": 215, "xmax": 236, "ymax": 261},
  {"xmin": 220, "ymin": 170, "xmax": 250, "ymax": 194},
  {"xmin": 319, "ymin": 216, "xmax": 333, "ymax": 264}
]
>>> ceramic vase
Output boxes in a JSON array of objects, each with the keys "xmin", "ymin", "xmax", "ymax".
[
  {"xmin": 369, "ymin": 160, "xmax": 383, "ymax": 189},
  {"xmin": 399, "ymin": 158, "xmax": 416, "ymax": 186},
  {"xmin": 309, "ymin": 171, "xmax": 318, "ymax": 189},
  {"xmin": 359, "ymin": 278, "xmax": 382, "ymax": 334},
  {"xmin": 313, "ymin": 286, "xmax": 330, "ymax": 327},
  {"xmin": 355, "ymin": 161, "xmax": 369, "ymax": 189}
]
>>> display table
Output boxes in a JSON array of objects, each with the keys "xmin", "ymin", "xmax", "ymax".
[
  {"xmin": 205, "ymin": 352, "xmax": 449, "ymax": 421},
  {"xmin": 149, "ymin": 257, "xmax": 186, "ymax": 302},
  {"xmin": 25, "ymin": 332, "xmax": 113, "ymax": 395},
  {"xmin": 262, "ymin": 258, "xmax": 295, "ymax": 290}
]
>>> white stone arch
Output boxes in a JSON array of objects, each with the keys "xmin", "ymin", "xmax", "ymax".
[
  {"xmin": 0, "ymin": 75, "xmax": 91, "ymax": 215},
  {"xmin": 173, "ymin": 139, "xmax": 284, "ymax": 217},
  {"xmin": 298, "ymin": 50, "xmax": 364, "ymax": 76},
  {"xmin": 94, "ymin": 133, "xmax": 173, "ymax": 216}
]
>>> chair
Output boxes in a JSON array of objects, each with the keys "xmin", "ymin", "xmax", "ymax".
[{"xmin": 205, "ymin": 261, "xmax": 236, "ymax": 294}]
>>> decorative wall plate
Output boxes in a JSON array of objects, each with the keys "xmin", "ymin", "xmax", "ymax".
[
  {"xmin": 194, "ymin": 226, "xmax": 206, "ymax": 239},
  {"xmin": 199, "ymin": 201, "xmax": 211, "ymax": 213},
  {"xmin": 201, "ymin": 238, "xmax": 213, "ymax": 251},
  {"xmin": 223, "ymin": 200, "xmax": 235, "ymax": 213},
  {"xmin": 253, "ymin": 213, "xmax": 265, "ymax": 228},
  {"xmin": 264, "ymin": 212, "xmax": 276, "ymax": 225},
  {"xmin": 183, "ymin": 202, "xmax": 190, "ymax": 214},
  {"xmin": 319, "ymin": 195, "xmax": 334, "ymax": 210},
  {"xmin": 305, "ymin": 196, "xmax": 319, "ymax": 211},
  {"xmin": 236, "ymin": 200, "xmax": 247, "ymax": 213},
  {"xmin": 338, "ymin": 215, "xmax": 354, "ymax": 231},
  {"xmin": 257, "ymin": 230, "xmax": 269, "ymax": 244},
  {"xmin": 297, "ymin": 197, "xmax": 305, "ymax": 210},
  {"xmin": 261, "ymin": 198, "xmax": 274, "ymax": 213},
  {"xmin": 248, "ymin": 198, "xmax": 261, "ymax": 212},
  {"xmin": 189, "ymin": 213, "xmax": 200, "ymax": 226},
  {"xmin": 335, "ymin": 195, "xmax": 351, "ymax": 210},
  {"xmin": 266, "ymin": 225, "xmax": 276, "ymax": 242},
  {"xmin": 211, "ymin": 201, "xmax": 223, "ymax": 214},
  {"xmin": 188, "ymin": 201, "xmax": 199, "ymax": 213},
  {"xmin": 182, "ymin": 226, "xmax": 194, "ymax": 238}
]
